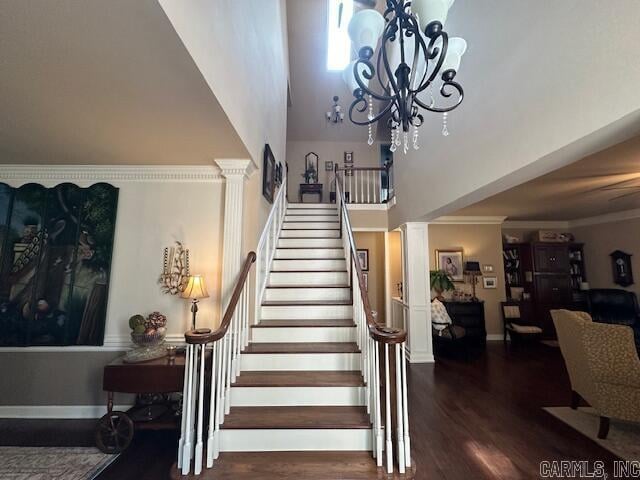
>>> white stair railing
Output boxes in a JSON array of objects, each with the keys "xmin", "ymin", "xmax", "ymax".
[
  {"xmin": 178, "ymin": 252, "xmax": 256, "ymax": 475},
  {"xmin": 336, "ymin": 172, "xmax": 411, "ymax": 474},
  {"xmin": 254, "ymin": 175, "xmax": 288, "ymax": 324},
  {"xmin": 337, "ymin": 166, "xmax": 393, "ymax": 204}
]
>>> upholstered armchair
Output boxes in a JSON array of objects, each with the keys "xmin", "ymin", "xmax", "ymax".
[{"xmin": 551, "ymin": 309, "xmax": 640, "ymax": 439}]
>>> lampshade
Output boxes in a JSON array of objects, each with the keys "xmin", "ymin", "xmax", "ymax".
[
  {"xmin": 387, "ymin": 29, "xmax": 428, "ymax": 90},
  {"xmin": 342, "ymin": 60, "xmax": 370, "ymax": 93},
  {"xmin": 440, "ymin": 37, "xmax": 467, "ymax": 74},
  {"xmin": 463, "ymin": 261, "xmax": 481, "ymax": 274},
  {"xmin": 348, "ymin": 9, "xmax": 385, "ymax": 56},
  {"xmin": 181, "ymin": 275, "xmax": 209, "ymax": 299},
  {"xmin": 412, "ymin": 0, "xmax": 455, "ymax": 31}
]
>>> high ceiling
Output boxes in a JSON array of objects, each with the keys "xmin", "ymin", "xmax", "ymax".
[
  {"xmin": 0, "ymin": 0, "xmax": 248, "ymax": 165},
  {"xmin": 286, "ymin": 0, "xmax": 387, "ymax": 143},
  {"xmin": 454, "ymin": 134, "xmax": 640, "ymax": 221}
]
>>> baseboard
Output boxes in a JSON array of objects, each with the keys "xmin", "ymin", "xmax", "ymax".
[
  {"xmin": 487, "ymin": 334, "xmax": 506, "ymax": 341},
  {"xmin": 0, "ymin": 404, "xmax": 134, "ymax": 419}
]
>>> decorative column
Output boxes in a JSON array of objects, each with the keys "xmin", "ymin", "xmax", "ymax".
[
  {"xmin": 215, "ymin": 159, "xmax": 254, "ymax": 313},
  {"xmin": 400, "ymin": 222, "xmax": 433, "ymax": 363}
]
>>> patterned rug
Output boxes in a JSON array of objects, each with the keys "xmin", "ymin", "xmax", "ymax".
[
  {"xmin": 544, "ymin": 407, "xmax": 640, "ymax": 460},
  {"xmin": 0, "ymin": 447, "xmax": 118, "ymax": 480}
]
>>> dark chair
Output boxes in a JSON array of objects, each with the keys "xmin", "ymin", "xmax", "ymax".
[
  {"xmin": 501, "ymin": 301, "xmax": 542, "ymax": 345},
  {"xmin": 587, "ymin": 288, "xmax": 640, "ymax": 352}
]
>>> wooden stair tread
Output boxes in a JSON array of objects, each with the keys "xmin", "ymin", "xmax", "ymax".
[
  {"xmin": 262, "ymin": 300, "xmax": 352, "ymax": 306},
  {"xmin": 221, "ymin": 406, "xmax": 370, "ymax": 429},
  {"xmin": 252, "ymin": 320, "xmax": 355, "ymax": 327},
  {"xmin": 234, "ymin": 371, "xmax": 364, "ymax": 387},
  {"xmin": 273, "ymin": 258, "xmax": 345, "ymax": 261},
  {"xmin": 270, "ymin": 269, "xmax": 347, "ymax": 273},
  {"xmin": 243, "ymin": 342, "xmax": 360, "ymax": 354},
  {"xmin": 265, "ymin": 285, "xmax": 349, "ymax": 289},
  {"xmin": 170, "ymin": 452, "xmax": 416, "ymax": 480}
]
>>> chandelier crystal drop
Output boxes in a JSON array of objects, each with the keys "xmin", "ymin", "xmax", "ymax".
[{"xmin": 343, "ymin": 0, "xmax": 466, "ymax": 152}]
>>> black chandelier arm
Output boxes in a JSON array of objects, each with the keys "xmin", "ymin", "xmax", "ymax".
[
  {"xmin": 412, "ymin": 30, "xmax": 449, "ymax": 96},
  {"xmin": 348, "ymin": 96, "xmax": 395, "ymax": 126},
  {"xmin": 353, "ymin": 56, "xmax": 396, "ymax": 103},
  {"xmin": 413, "ymin": 80, "xmax": 464, "ymax": 113}
]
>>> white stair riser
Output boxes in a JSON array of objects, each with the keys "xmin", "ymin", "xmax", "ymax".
[
  {"xmin": 285, "ymin": 215, "xmax": 338, "ymax": 222},
  {"xmin": 275, "ymin": 248, "xmax": 344, "ymax": 259},
  {"xmin": 283, "ymin": 222, "xmax": 340, "ymax": 230},
  {"xmin": 271, "ymin": 259, "xmax": 346, "ymax": 271},
  {"xmin": 252, "ymin": 326, "xmax": 356, "ymax": 343},
  {"xmin": 278, "ymin": 238, "xmax": 342, "ymax": 248},
  {"xmin": 220, "ymin": 429, "xmax": 371, "ymax": 452},
  {"xmin": 280, "ymin": 230, "xmax": 340, "ymax": 238},
  {"xmin": 261, "ymin": 305, "xmax": 352, "ymax": 320},
  {"xmin": 241, "ymin": 353, "xmax": 359, "ymax": 371},
  {"xmin": 287, "ymin": 203, "xmax": 336, "ymax": 209},
  {"xmin": 264, "ymin": 287, "xmax": 350, "ymax": 302},
  {"xmin": 269, "ymin": 271, "xmax": 348, "ymax": 286},
  {"xmin": 286, "ymin": 209, "xmax": 339, "ymax": 216},
  {"xmin": 229, "ymin": 386, "xmax": 365, "ymax": 407}
]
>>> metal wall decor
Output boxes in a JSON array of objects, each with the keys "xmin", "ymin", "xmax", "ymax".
[
  {"xmin": 159, "ymin": 241, "xmax": 190, "ymax": 295},
  {"xmin": 610, "ymin": 250, "xmax": 634, "ymax": 287},
  {"xmin": 344, "ymin": 0, "xmax": 466, "ymax": 153}
]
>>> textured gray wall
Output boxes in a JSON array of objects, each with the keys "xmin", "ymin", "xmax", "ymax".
[{"xmin": 0, "ymin": 351, "xmax": 128, "ymax": 406}]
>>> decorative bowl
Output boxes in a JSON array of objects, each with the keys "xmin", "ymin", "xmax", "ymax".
[{"xmin": 130, "ymin": 328, "xmax": 166, "ymax": 347}]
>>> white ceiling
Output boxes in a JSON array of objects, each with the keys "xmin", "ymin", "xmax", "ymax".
[
  {"xmin": 0, "ymin": 0, "xmax": 248, "ymax": 165},
  {"xmin": 455, "ymin": 134, "xmax": 640, "ymax": 221}
]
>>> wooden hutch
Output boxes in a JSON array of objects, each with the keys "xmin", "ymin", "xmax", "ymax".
[{"xmin": 503, "ymin": 241, "xmax": 587, "ymax": 338}]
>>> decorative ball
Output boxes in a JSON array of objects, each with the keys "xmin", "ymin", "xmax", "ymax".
[
  {"xmin": 128, "ymin": 314, "xmax": 145, "ymax": 330},
  {"xmin": 133, "ymin": 324, "xmax": 146, "ymax": 334},
  {"xmin": 146, "ymin": 311, "xmax": 167, "ymax": 329}
]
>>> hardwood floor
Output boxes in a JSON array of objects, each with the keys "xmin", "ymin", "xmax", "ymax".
[{"xmin": 0, "ymin": 343, "xmax": 620, "ymax": 479}]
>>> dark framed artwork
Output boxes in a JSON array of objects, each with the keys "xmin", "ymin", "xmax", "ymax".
[
  {"xmin": 304, "ymin": 152, "xmax": 319, "ymax": 184},
  {"xmin": 611, "ymin": 250, "xmax": 634, "ymax": 287},
  {"xmin": 325, "ymin": 161, "xmax": 334, "ymax": 172},
  {"xmin": 275, "ymin": 162, "xmax": 283, "ymax": 187},
  {"xmin": 0, "ymin": 182, "xmax": 119, "ymax": 346},
  {"xmin": 436, "ymin": 248, "xmax": 464, "ymax": 282},
  {"xmin": 262, "ymin": 144, "xmax": 276, "ymax": 203},
  {"xmin": 357, "ymin": 249, "xmax": 369, "ymax": 271},
  {"xmin": 344, "ymin": 151, "xmax": 354, "ymax": 165}
]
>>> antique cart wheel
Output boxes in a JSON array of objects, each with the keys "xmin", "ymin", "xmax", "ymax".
[{"xmin": 95, "ymin": 411, "xmax": 134, "ymax": 454}]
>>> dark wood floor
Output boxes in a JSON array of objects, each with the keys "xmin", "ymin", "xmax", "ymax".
[{"xmin": 0, "ymin": 343, "xmax": 620, "ymax": 479}]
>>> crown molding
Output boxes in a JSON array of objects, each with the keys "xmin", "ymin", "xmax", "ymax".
[
  {"xmin": 214, "ymin": 158, "xmax": 255, "ymax": 178},
  {"xmin": 431, "ymin": 216, "xmax": 508, "ymax": 225},
  {"xmin": 568, "ymin": 208, "xmax": 640, "ymax": 228},
  {"xmin": 502, "ymin": 220, "xmax": 570, "ymax": 229},
  {"xmin": 0, "ymin": 165, "xmax": 224, "ymax": 183}
]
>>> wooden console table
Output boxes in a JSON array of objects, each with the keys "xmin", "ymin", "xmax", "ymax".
[{"xmin": 299, "ymin": 183, "xmax": 323, "ymax": 202}]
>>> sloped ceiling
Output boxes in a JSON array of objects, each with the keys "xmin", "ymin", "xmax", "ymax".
[{"xmin": 0, "ymin": 0, "xmax": 248, "ymax": 165}]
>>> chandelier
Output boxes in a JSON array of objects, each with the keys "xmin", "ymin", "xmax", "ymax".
[
  {"xmin": 342, "ymin": 0, "xmax": 466, "ymax": 153},
  {"xmin": 326, "ymin": 95, "xmax": 345, "ymax": 124}
]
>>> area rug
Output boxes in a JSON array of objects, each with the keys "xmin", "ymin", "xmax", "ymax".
[
  {"xmin": 541, "ymin": 340, "xmax": 560, "ymax": 348},
  {"xmin": 544, "ymin": 407, "xmax": 640, "ymax": 460},
  {"xmin": 0, "ymin": 446, "xmax": 118, "ymax": 480}
]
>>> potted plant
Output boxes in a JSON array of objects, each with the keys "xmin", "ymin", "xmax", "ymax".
[{"xmin": 430, "ymin": 270, "xmax": 455, "ymax": 301}]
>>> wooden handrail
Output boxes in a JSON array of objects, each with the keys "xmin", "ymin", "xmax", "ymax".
[
  {"xmin": 335, "ymin": 166, "xmax": 387, "ymax": 172},
  {"xmin": 335, "ymin": 175, "xmax": 406, "ymax": 345},
  {"xmin": 185, "ymin": 251, "xmax": 257, "ymax": 344}
]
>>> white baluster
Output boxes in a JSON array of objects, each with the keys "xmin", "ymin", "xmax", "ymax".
[
  {"xmin": 181, "ymin": 344, "xmax": 194, "ymax": 475},
  {"xmin": 367, "ymin": 170, "xmax": 371, "ymax": 204},
  {"xmin": 384, "ymin": 344, "xmax": 393, "ymax": 474},
  {"xmin": 206, "ymin": 342, "xmax": 218, "ymax": 468},
  {"xmin": 218, "ymin": 333, "xmax": 228, "ymax": 425},
  {"xmin": 374, "ymin": 342, "xmax": 383, "ymax": 466},
  {"xmin": 194, "ymin": 344, "xmax": 206, "ymax": 475},
  {"xmin": 395, "ymin": 344, "xmax": 405, "ymax": 474},
  {"xmin": 177, "ymin": 343, "xmax": 191, "ymax": 470},
  {"xmin": 224, "ymin": 330, "xmax": 232, "ymax": 415},
  {"xmin": 402, "ymin": 342, "xmax": 411, "ymax": 467},
  {"xmin": 213, "ymin": 342, "xmax": 223, "ymax": 458},
  {"xmin": 189, "ymin": 344, "xmax": 198, "ymax": 458}
]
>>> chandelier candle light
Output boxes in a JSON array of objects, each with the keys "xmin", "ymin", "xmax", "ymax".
[{"xmin": 343, "ymin": 0, "xmax": 466, "ymax": 152}]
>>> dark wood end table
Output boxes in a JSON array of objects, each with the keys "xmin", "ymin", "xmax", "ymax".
[{"xmin": 299, "ymin": 183, "xmax": 323, "ymax": 202}]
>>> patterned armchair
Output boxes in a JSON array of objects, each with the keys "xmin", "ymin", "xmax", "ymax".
[{"xmin": 551, "ymin": 309, "xmax": 640, "ymax": 439}]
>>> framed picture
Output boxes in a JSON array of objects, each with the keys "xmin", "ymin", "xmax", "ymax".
[
  {"xmin": 362, "ymin": 272, "xmax": 369, "ymax": 292},
  {"xmin": 436, "ymin": 249, "xmax": 464, "ymax": 282},
  {"xmin": 274, "ymin": 162, "xmax": 283, "ymax": 187},
  {"xmin": 482, "ymin": 264, "xmax": 494, "ymax": 273},
  {"xmin": 304, "ymin": 152, "xmax": 319, "ymax": 184},
  {"xmin": 325, "ymin": 160, "xmax": 334, "ymax": 171},
  {"xmin": 483, "ymin": 276, "xmax": 498, "ymax": 289},
  {"xmin": 357, "ymin": 249, "xmax": 369, "ymax": 271},
  {"xmin": 344, "ymin": 151, "xmax": 354, "ymax": 164},
  {"xmin": 611, "ymin": 250, "xmax": 634, "ymax": 287},
  {"xmin": 262, "ymin": 144, "xmax": 276, "ymax": 203},
  {"xmin": 345, "ymin": 167, "xmax": 354, "ymax": 177}
]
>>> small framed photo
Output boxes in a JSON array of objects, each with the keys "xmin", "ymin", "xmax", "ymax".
[
  {"xmin": 325, "ymin": 160, "xmax": 334, "ymax": 171},
  {"xmin": 482, "ymin": 264, "xmax": 494, "ymax": 273},
  {"xmin": 344, "ymin": 151, "xmax": 354, "ymax": 164},
  {"xmin": 357, "ymin": 249, "xmax": 369, "ymax": 271},
  {"xmin": 362, "ymin": 272, "xmax": 369, "ymax": 292},
  {"xmin": 436, "ymin": 249, "xmax": 464, "ymax": 282},
  {"xmin": 483, "ymin": 276, "xmax": 498, "ymax": 289}
]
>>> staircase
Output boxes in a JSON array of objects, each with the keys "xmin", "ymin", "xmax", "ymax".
[
  {"xmin": 221, "ymin": 203, "xmax": 370, "ymax": 452},
  {"xmin": 176, "ymin": 175, "xmax": 411, "ymax": 478}
]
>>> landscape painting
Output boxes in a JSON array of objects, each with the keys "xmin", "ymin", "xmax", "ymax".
[{"xmin": 0, "ymin": 182, "xmax": 118, "ymax": 346}]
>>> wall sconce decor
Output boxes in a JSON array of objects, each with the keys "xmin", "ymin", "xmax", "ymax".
[{"xmin": 159, "ymin": 241, "xmax": 190, "ymax": 295}]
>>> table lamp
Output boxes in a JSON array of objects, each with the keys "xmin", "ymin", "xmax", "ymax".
[
  {"xmin": 181, "ymin": 275, "xmax": 209, "ymax": 330},
  {"xmin": 463, "ymin": 261, "xmax": 482, "ymax": 302}
]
